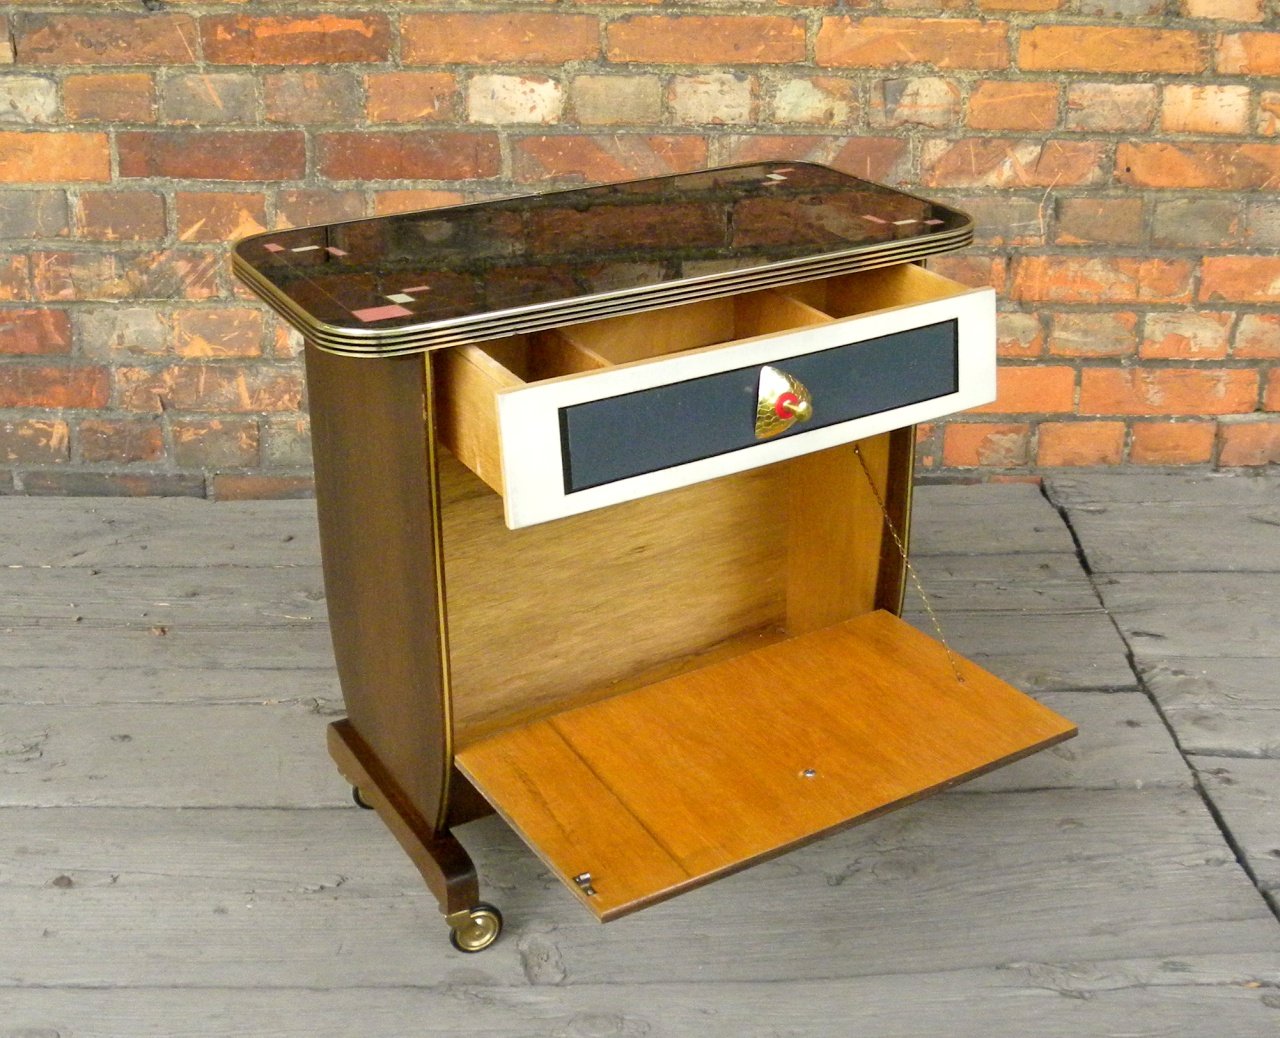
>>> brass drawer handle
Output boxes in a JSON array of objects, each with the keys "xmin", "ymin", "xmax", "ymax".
[{"xmin": 755, "ymin": 365, "xmax": 813, "ymax": 440}]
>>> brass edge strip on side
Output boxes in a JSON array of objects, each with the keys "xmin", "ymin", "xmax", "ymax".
[{"xmin": 422, "ymin": 354, "xmax": 455, "ymax": 835}]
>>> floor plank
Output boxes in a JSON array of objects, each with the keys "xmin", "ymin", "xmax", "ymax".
[
  {"xmin": 3, "ymin": 963, "xmax": 1280, "ymax": 1038},
  {"xmin": 1140, "ymin": 658, "xmax": 1280, "ymax": 760},
  {"xmin": 1092, "ymin": 572, "xmax": 1280, "ymax": 660},
  {"xmin": 0, "ymin": 498, "xmax": 320, "ymax": 568},
  {"xmin": 911, "ymin": 483, "xmax": 1079, "ymax": 555},
  {"xmin": 1193, "ymin": 756, "xmax": 1280, "ymax": 897},
  {"xmin": 0, "ymin": 790, "xmax": 1275, "ymax": 990},
  {"xmin": 0, "ymin": 565, "xmax": 328, "ymax": 628}
]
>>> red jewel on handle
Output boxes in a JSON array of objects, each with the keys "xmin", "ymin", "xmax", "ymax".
[{"xmin": 774, "ymin": 392, "xmax": 801, "ymax": 419}]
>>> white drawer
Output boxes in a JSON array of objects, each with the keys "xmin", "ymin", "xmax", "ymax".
[{"xmin": 435, "ymin": 264, "xmax": 995, "ymax": 529}]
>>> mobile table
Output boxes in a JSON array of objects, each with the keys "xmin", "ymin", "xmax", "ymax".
[{"xmin": 234, "ymin": 162, "xmax": 1076, "ymax": 952}]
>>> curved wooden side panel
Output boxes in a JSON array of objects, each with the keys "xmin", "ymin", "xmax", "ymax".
[{"xmin": 304, "ymin": 344, "xmax": 452, "ymax": 833}]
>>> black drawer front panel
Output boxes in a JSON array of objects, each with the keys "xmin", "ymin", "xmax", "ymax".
[{"xmin": 561, "ymin": 318, "xmax": 958, "ymax": 494}]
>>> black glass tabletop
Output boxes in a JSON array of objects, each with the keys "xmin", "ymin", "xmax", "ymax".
[{"xmin": 233, "ymin": 161, "xmax": 971, "ymax": 356}]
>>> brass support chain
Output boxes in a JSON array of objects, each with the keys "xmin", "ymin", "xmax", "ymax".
[{"xmin": 852, "ymin": 442, "xmax": 966, "ymax": 686}]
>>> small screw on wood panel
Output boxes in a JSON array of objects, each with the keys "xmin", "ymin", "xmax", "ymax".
[
  {"xmin": 573, "ymin": 872, "xmax": 597, "ymax": 896},
  {"xmin": 802, "ymin": 768, "xmax": 818, "ymax": 778}
]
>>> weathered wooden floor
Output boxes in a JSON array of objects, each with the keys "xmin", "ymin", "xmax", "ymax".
[{"xmin": 2, "ymin": 476, "xmax": 1278, "ymax": 1036}]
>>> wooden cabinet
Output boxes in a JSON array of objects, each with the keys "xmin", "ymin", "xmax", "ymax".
[{"xmin": 234, "ymin": 162, "xmax": 1075, "ymax": 952}]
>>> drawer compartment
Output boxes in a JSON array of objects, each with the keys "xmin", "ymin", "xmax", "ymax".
[{"xmin": 435, "ymin": 264, "xmax": 994, "ymax": 529}]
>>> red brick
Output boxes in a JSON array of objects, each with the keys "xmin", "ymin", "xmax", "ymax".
[
  {"xmin": 970, "ymin": 365, "xmax": 1076, "ymax": 414},
  {"xmin": 212, "ymin": 474, "xmax": 314, "ymax": 501},
  {"xmin": 979, "ymin": 0, "xmax": 1061, "ymax": 8},
  {"xmin": 0, "ymin": 132, "xmax": 110, "ymax": 183},
  {"xmin": 1217, "ymin": 32, "xmax": 1280, "ymax": 75},
  {"xmin": 0, "ymin": 189, "xmax": 67, "ymax": 239},
  {"xmin": 1019, "ymin": 26, "xmax": 1207, "ymax": 73},
  {"xmin": 20, "ymin": 471, "xmax": 204, "ymax": 496},
  {"xmin": 31, "ymin": 250, "xmax": 219, "ymax": 303},
  {"xmin": 1141, "ymin": 312, "xmax": 1232, "ymax": 360},
  {"xmin": 923, "ymin": 138, "xmax": 1104, "ymax": 188},
  {"xmin": 172, "ymin": 418, "xmax": 261, "ymax": 469},
  {"xmin": 172, "ymin": 307, "xmax": 263, "ymax": 359},
  {"xmin": 1037, "ymin": 422, "xmax": 1126, "ymax": 466},
  {"xmin": 1130, "ymin": 421, "xmax": 1216, "ymax": 465},
  {"xmin": 115, "ymin": 364, "xmax": 304, "ymax": 413},
  {"xmin": 62, "ymin": 73, "xmax": 154, "ymax": 123},
  {"xmin": 0, "ymin": 256, "xmax": 29, "ymax": 301},
  {"xmin": 1152, "ymin": 197, "xmax": 1242, "ymax": 248},
  {"xmin": 0, "ymin": 419, "xmax": 68, "ymax": 465},
  {"xmin": 1187, "ymin": 0, "xmax": 1263, "ymax": 19},
  {"xmin": 75, "ymin": 306, "xmax": 167, "ymax": 359},
  {"xmin": 942, "ymin": 422, "xmax": 1030, "ymax": 467},
  {"xmin": 15, "ymin": 14, "xmax": 198, "ymax": 65},
  {"xmin": 872, "ymin": 77, "xmax": 959, "ymax": 129},
  {"xmin": 318, "ymin": 132, "xmax": 499, "ymax": 181},
  {"xmin": 0, "ymin": 364, "xmax": 109, "ymax": 409},
  {"xmin": 403, "ymin": 13, "xmax": 598, "ymax": 64},
  {"xmin": 1200, "ymin": 256, "xmax": 1280, "ymax": 304},
  {"xmin": 119, "ymin": 131, "xmax": 305, "ymax": 182},
  {"xmin": 512, "ymin": 135, "xmax": 707, "ymax": 184},
  {"xmin": 609, "ymin": 15, "xmax": 803, "ymax": 65},
  {"xmin": 968, "ymin": 81, "xmax": 1058, "ymax": 131},
  {"xmin": 202, "ymin": 14, "xmax": 390, "ymax": 65},
  {"xmin": 1219, "ymin": 420, "xmax": 1280, "ymax": 466},
  {"xmin": 817, "ymin": 17, "xmax": 1009, "ymax": 69},
  {"xmin": 273, "ymin": 189, "xmax": 364, "ymax": 230},
  {"xmin": 1065, "ymin": 83, "xmax": 1157, "ymax": 133},
  {"xmin": 366, "ymin": 73, "xmax": 458, "ymax": 124},
  {"xmin": 78, "ymin": 419, "xmax": 164, "ymax": 464},
  {"xmin": 1268, "ymin": 370, "xmax": 1280, "ymax": 412},
  {"xmin": 264, "ymin": 71, "xmax": 362, "ymax": 126},
  {"xmin": 1161, "ymin": 84, "xmax": 1251, "ymax": 135},
  {"xmin": 0, "ymin": 309, "xmax": 70, "ymax": 356},
  {"xmin": 75, "ymin": 191, "xmax": 166, "ymax": 242},
  {"xmin": 956, "ymin": 197, "xmax": 1045, "ymax": 248},
  {"xmin": 997, "ymin": 312, "xmax": 1044, "ymax": 358},
  {"xmin": 1048, "ymin": 311, "xmax": 1138, "ymax": 357},
  {"xmin": 1080, "ymin": 368, "xmax": 1257, "ymax": 416},
  {"xmin": 372, "ymin": 191, "xmax": 467, "ymax": 217},
  {"xmin": 1118, "ymin": 142, "xmax": 1280, "ymax": 190},
  {"xmin": 1056, "ymin": 198, "xmax": 1145, "ymax": 247},
  {"xmin": 1234, "ymin": 314, "xmax": 1280, "ymax": 358},
  {"xmin": 175, "ymin": 191, "xmax": 267, "ymax": 243},
  {"xmin": 1011, "ymin": 257, "xmax": 1193, "ymax": 305}
]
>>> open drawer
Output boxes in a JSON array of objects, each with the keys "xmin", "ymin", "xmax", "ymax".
[
  {"xmin": 456, "ymin": 609, "xmax": 1076, "ymax": 921},
  {"xmin": 436, "ymin": 263, "xmax": 995, "ymax": 529}
]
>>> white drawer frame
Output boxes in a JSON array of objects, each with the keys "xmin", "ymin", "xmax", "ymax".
[{"xmin": 495, "ymin": 284, "xmax": 995, "ymax": 529}]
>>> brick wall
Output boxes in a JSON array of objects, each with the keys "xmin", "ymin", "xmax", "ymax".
[{"xmin": 0, "ymin": 2, "xmax": 1277, "ymax": 496}]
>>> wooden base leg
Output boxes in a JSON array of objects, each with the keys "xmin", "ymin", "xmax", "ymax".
[{"xmin": 327, "ymin": 720, "xmax": 503, "ymax": 951}]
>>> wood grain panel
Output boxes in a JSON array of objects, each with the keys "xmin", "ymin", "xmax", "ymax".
[
  {"xmin": 439, "ymin": 453, "xmax": 789, "ymax": 744},
  {"xmin": 784, "ymin": 435, "xmax": 891, "ymax": 635},
  {"xmin": 458, "ymin": 609, "xmax": 1076, "ymax": 920},
  {"xmin": 304, "ymin": 343, "xmax": 452, "ymax": 833}
]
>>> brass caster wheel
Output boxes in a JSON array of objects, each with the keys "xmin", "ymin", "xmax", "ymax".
[
  {"xmin": 448, "ymin": 903, "xmax": 503, "ymax": 953},
  {"xmin": 351, "ymin": 786, "xmax": 374, "ymax": 810}
]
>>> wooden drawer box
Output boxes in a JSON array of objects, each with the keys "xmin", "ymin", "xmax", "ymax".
[{"xmin": 437, "ymin": 263, "xmax": 994, "ymax": 528}]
